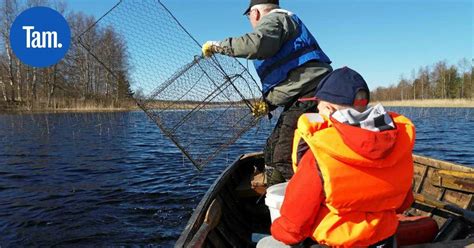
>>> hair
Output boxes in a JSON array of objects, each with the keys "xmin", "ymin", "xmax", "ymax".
[{"xmin": 251, "ymin": 3, "xmax": 279, "ymax": 14}]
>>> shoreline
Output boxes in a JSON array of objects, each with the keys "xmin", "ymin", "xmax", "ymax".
[
  {"xmin": 2, "ymin": 99, "xmax": 473, "ymax": 114},
  {"xmin": 0, "ymin": 106, "xmax": 140, "ymax": 115},
  {"xmin": 372, "ymin": 99, "xmax": 474, "ymax": 108},
  {"xmin": 0, "ymin": 100, "xmax": 141, "ymax": 114}
]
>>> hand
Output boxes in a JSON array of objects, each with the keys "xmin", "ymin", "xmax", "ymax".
[
  {"xmin": 202, "ymin": 41, "xmax": 220, "ymax": 58},
  {"xmin": 251, "ymin": 100, "xmax": 269, "ymax": 117}
]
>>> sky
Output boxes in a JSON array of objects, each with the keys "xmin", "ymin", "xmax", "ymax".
[{"xmin": 66, "ymin": 0, "xmax": 473, "ymax": 90}]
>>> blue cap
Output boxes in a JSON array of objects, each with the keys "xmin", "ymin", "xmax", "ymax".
[
  {"xmin": 315, "ymin": 67, "xmax": 370, "ymax": 106},
  {"xmin": 243, "ymin": 0, "xmax": 279, "ymax": 15}
]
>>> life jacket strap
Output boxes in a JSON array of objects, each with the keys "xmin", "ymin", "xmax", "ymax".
[{"xmin": 259, "ymin": 44, "xmax": 320, "ymax": 81}]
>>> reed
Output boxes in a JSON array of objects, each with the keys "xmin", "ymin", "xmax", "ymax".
[
  {"xmin": 373, "ymin": 99, "xmax": 474, "ymax": 108},
  {"xmin": 0, "ymin": 99, "xmax": 139, "ymax": 114}
]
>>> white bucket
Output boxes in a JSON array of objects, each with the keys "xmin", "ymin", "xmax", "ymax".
[{"xmin": 264, "ymin": 182, "xmax": 288, "ymax": 223}]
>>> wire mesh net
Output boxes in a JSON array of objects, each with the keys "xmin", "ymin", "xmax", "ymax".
[{"xmin": 78, "ymin": 0, "xmax": 263, "ymax": 170}]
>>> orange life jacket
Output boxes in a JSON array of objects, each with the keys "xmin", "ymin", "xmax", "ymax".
[{"xmin": 291, "ymin": 112, "xmax": 415, "ymax": 247}]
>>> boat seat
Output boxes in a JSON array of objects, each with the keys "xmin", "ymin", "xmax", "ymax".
[
  {"xmin": 430, "ymin": 170, "xmax": 474, "ymax": 194},
  {"xmin": 396, "ymin": 215, "xmax": 438, "ymax": 246}
]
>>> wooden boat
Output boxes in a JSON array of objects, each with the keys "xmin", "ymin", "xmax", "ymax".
[{"xmin": 176, "ymin": 153, "xmax": 474, "ymax": 247}]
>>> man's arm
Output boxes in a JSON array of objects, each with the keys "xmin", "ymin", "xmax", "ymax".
[
  {"xmin": 218, "ymin": 13, "xmax": 292, "ymax": 60},
  {"xmin": 271, "ymin": 151, "xmax": 323, "ymax": 245}
]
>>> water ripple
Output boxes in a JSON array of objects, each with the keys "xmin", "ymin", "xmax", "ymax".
[{"xmin": 0, "ymin": 108, "xmax": 472, "ymax": 246}]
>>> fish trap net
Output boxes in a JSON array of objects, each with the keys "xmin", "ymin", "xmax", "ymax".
[{"xmin": 78, "ymin": 0, "xmax": 264, "ymax": 170}]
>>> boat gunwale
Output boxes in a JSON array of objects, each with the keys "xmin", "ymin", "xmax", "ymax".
[
  {"xmin": 413, "ymin": 155, "xmax": 474, "ymax": 173},
  {"xmin": 175, "ymin": 152, "xmax": 263, "ymax": 247}
]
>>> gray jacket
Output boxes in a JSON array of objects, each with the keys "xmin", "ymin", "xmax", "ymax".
[{"xmin": 218, "ymin": 9, "xmax": 332, "ymax": 107}]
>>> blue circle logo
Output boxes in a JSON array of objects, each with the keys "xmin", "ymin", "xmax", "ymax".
[{"xmin": 10, "ymin": 6, "xmax": 71, "ymax": 68}]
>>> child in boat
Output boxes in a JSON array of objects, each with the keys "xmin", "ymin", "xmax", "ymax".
[{"xmin": 258, "ymin": 67, "xmax": 415, "ymax": 247}]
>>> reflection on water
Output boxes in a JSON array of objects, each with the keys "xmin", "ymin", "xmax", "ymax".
[{"xmin": 0, "ymin": 107, "xmax": 472, "ymax": 246}]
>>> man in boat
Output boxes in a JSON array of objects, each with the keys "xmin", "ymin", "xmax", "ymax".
[
  {"xmin": 258, "ymin": 67, "xmax": 415, "ymax": 247},
  {"xmin": 202, "ymin": 0, "xmax": 332, "ymax": 185}
]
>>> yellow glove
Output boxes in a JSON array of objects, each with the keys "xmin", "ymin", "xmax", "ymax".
[
  {"xmin": 251, "ymin": 100, "xmax": 269, "ymax": 118},
  {"xmin": 202, "ymin": 41, "xmax": 220, "ymax": 58}
]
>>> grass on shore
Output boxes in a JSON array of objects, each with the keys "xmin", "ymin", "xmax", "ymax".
[
  {"xmin": 373, "ymin": 99, "xmax": 474, "ymax": 108},
  {"xmin": 29, "ymin": 106, "xmax": 140, "ymax": 113},
  {"xmin": 3, "ymin": 98, "xmax": 473, "ymax": 114},
  {"xmin": 0, "ymin": 101, "xmax": 139, "ymax": 114}
]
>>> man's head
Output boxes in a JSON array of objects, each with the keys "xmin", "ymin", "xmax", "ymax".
[
  {"xmin": 314, "ymin": 67, "xmax": 370, "ymax": 117},
  {"xmin": 244, "ymin": 0, "xmax": 279, "ymax": 28}
]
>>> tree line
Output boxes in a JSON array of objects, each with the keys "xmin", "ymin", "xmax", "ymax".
[
  {"xmin": 372, "ymin": 58, "xmax": 473, "ymax": 101},
  {"xmin": 1, "ymin": 0, "xmax": 471, "ymax": 110},
  {"xmin": 0, "ymin": 0, "xmax": 132, "ymax": 110}
]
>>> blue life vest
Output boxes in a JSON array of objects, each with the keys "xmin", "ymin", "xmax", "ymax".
[{"xmin": 254, "ymin": 10, "xmax": 331, "ymax": 94}]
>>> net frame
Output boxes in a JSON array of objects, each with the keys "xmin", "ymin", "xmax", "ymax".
[{"xmin": 77, "ymin": 0, "xmax": 264, "ymax": 170}]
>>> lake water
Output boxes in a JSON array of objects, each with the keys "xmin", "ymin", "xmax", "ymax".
[{"xmin": 0, "ymin": 107, "xmax": 473, "ymax": 247}]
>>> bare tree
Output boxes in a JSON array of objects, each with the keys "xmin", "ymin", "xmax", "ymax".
[
  {"xmin": 411, "ymin": 69, "xmax": 416, "ymax": 100},
  {"xmin": 0, "ymin": 59, "xmax": 7, "ymax": 101},
  {"xmin": 0, "ymin": 0, "xmax": 131, "ymax": 110},
  {"xmin": 471, "ymin": 59, "xmax": 473, "ymax": 99},
  {"xmin": 371, "ymin": 59, "xmax": 470, "ymax": 101},
  {"xmin": 1, "ymin": 0, "xmax": 19, "ymax": 102},
  {"xmin": 458, "ymin": 58, "xmax": 470, "ymax": 98}
]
